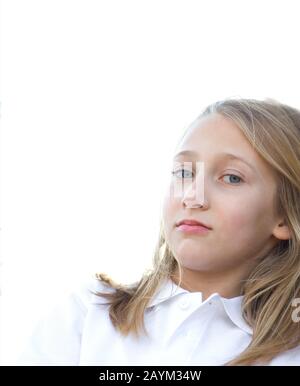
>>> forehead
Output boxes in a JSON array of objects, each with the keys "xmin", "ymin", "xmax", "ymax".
[
  {"xmin": 175, "ymin": 113, "xmax": 279, "ymax": 183},
  {"xmin": 178, "ymin": 114, "xmax": 251, "ymax": 152}
]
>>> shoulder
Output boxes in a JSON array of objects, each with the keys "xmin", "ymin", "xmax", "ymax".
[
  {"xmin": 268, "ymin": 345, "xmax": 300, "ymax": 365},
  {"xmin": 75, "ymin": 273, "xmax": 117, "ymax": 306},
  {"xmin": 16, "ymin": 273, "xmax": 115, "ymax": 365},
  {"xmin": 63, "ymin": 272, "xmax": 117, "ymax": 309}
]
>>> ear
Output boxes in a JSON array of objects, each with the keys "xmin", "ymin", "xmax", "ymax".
[{"xmin": 272, "ymin": 220, "xmax": 291, "ymax": 241}]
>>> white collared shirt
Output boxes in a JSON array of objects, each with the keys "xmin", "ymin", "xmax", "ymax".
[{"xmin": 17, "ymin": 276, "xmax": 300, "ymax": 366}]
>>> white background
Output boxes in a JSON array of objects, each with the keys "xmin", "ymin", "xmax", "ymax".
[{"xmin": 1, "ymin": 0, "xmax": 300, "ymax": 364}]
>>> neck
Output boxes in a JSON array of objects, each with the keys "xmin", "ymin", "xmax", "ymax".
[{"xmin": 170, "ymin": 264, "xmax": 253, "ymax": 301}]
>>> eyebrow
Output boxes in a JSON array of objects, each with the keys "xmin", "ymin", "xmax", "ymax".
[{"xmin": 173, "ymin": 150, "xmax": 256, "ymax": 172}]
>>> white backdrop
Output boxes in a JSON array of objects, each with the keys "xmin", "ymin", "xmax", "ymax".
[{"xmin": 1, "ymin": 0, "xmax": 300, "ymax": 365}]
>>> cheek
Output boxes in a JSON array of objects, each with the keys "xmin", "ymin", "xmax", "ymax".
[
  {"xmin": 162, "ymin": 192, "xmax": 180, "ymax": 237},
  {"xmin": 225, "ymin": 212, "xmax": 253, "ymax": 229},
  {"xmin": 219, "ymin": 202, "xmax": 269, "ymax": 239}
]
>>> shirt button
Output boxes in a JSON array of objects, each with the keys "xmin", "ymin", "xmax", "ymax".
[{"xmin": 180, "ymin": 299, "xmax": 190, "ymax": 309}]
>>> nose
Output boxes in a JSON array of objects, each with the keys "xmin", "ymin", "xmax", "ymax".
[
  {"xmin": 182, "ymin": 185, "xmax": 205, "ymax": 208},
  {"xmin": 184, "ymin": 200, "xmax": 204, "ymax": 209},
  {"xmin": 181, "ymin": 162, "xmax": 206, "ymax": 208}
]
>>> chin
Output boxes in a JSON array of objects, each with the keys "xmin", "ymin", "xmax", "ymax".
[{"xmin": 176, "ymin": 256, "xmax": 216, "ymax": 271}]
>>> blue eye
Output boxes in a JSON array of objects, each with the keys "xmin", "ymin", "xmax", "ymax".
[
  {"xmin": 171, "ymin": 170, "xmax": 244, "ymax": 185},
  {"xmin": 171, "ymin": 169, "xmax": 193, "ymax": 179},
  {"xmin": 222, "ymin": 174, "xmax": 243, "ymax": 184}
]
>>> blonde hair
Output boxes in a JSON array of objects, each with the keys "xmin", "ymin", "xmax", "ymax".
[{"xmin": 92, "ymin": 97, "xmax": 300, "ymax": 365}]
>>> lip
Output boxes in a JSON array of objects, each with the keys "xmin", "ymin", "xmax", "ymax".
[
  {"xmin": 176, "ymin": 224, "xmax": 210, "ymax": 234},
  {"xmin": 176, "ymin": 219, "xmax": 212, "ymax": 229}
]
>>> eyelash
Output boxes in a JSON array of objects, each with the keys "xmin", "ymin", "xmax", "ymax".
[{"xmin": 171, "ymin": 169, "xmax": 244, "ymax": 185}]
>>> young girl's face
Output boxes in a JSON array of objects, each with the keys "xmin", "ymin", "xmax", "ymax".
[{"xmin": 162, "ymin": 113, "xmax": 289, "ymax": 275}]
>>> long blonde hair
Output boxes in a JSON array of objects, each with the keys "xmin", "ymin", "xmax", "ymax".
[{"xmin": 92, "ymin": 97, "xmax": 300, "ymax": 365}]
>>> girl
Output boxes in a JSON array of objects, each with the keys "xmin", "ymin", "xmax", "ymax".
[{"xmin": 18, "ymin": 98, "xmax": 300, "ymax": 366}]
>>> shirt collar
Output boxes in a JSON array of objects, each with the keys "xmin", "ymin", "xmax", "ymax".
[
  {"xmin": 146, "ymin": 278, "xmax": 187, "ymax": 308},
  {"xmin": 146, "ymin": 278, "xmax": 253, "ymax": 335}
]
